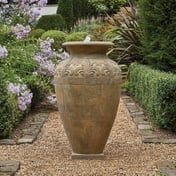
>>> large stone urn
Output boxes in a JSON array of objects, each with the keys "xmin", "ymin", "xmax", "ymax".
[{"xmin": 54, "ymin": 41, "xmax": 122, "ymax": 159}]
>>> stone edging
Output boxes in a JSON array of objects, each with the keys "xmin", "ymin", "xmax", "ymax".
[
  {"xmin": 0, "ymin": 112, "xmax": 49, "ymax": 145},
  {"xmin": 121, "ymin": 94, "xmax": 176, "ymax": 144},
  {"xmin": 0, "ymin": 160, "xmax": 20, "ymax": 176}
]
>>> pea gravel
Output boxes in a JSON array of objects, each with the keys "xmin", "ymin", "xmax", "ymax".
[{"xmin": 0, "ymin": 100, "xmax": 176, "ymax": 176}]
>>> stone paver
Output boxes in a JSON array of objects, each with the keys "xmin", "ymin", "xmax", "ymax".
[
  {"xmin": 157, "ymin": 161, "xmax": 176, "ymax": 176},
  {"xmin": 17, "ymin": 113, "xmax": 48, "ymax": 144},
  {"xmin": 0, "ymin": 160, "xmax": 20, "ymax": 176},
  {"xmin": 0, "ymin": 113, "xmax": 49, "ymax": 146},
  {"xmin": 0, "ymin": 139, "xmax": 16, "ymax": 145}
]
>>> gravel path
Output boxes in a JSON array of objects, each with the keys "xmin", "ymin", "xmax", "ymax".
[{"xmin": 0, "ymin": 99, "xmax": 176, "ymax": 176}]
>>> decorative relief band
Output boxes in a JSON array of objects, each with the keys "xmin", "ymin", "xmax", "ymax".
[{"xmin": 54, "ymin": 57, "xmax": 122, "ymax": 84}]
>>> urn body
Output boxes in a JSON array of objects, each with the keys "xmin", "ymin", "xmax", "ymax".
[{"xmin": 54, "ymin": 42, "xmax": 122, "ymax": 155}]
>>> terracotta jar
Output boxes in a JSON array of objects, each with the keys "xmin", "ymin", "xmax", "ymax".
[{"xmin": 54, "ymin": 41, "xmax": 122, "ymax": 159}]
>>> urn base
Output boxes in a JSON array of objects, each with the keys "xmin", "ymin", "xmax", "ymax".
[{"xmin": 71, "ymin": 152, "xmax": 105, "ymax": 160}]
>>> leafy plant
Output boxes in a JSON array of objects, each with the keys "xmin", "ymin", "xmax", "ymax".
[{"xmin": 106, "ymin": 0, "xmax": 143, "ymax": 65}]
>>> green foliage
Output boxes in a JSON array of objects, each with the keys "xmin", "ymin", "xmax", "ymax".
[
  {"xmin": 57, "ymin": 0, "xmax": 99, "ymax": 29},
  {"xmin": 72, "ymin": 0, "xmax": 82, "ymax": 23},
  {"xmin": 6, "ymin": 40, "xmax": 38, "ymax": 77},
  {"xmin": 29, "ymin": 28, "xmax": 45, "ymax": 39},
  {"xmin": 80, "ymin": 0, "xmax": 98, "ymax": 19},
  {"xmin": 35, "ymin": 14, "xmax": 66, "ymax": 31},
  {"xmin": 0, "ymin": 68, "xmax": 21, "ymax": 138},
  {"xmin": 88, "ymin": 0, "xmax": 127, "ymax": 15},
  {"xmin": 129, "ymin": 63, "xmax": 176, "ymax": 131},
  {"xmin": 41, "ymin": 30, "xmax": 67, "ymax": 50},
  {"xmin": 139, "ymin": 0, "xmax": 176, "ymax": 73},
  {"xmin": 57, "ymin": 0, "xmax": 74, "ymax": 31},
  {"xmin": 0, "ymin": 24, "xmax": 15, "ymax": 45},
  {"xmin": 106, "ymin": 0, "xmax": 143, "ymax": 65},
  {"xmin": 24, "ymin": 74, "xmax": 53, "ymax": 108},
  {"xmin": 66, "ymin": 32, "xmax": 88, "ymax": 41}
]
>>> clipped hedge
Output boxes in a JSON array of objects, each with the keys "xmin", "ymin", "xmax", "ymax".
[
  {"xmin": 128, "ymin": 63, "xmax": 176, "ymax": 131},
  {"xmin": 35, "ymin": 14, "xmax": 66, "ymax": 31}
]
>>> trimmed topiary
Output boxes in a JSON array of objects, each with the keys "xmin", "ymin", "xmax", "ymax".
[
  {"xmin": 66, "ymin": 32, "xmax": 88, "ymax": 41},
  {"xmin": 41, "ymin": 30, "xmax": 67, "ymax": 50},
  {"xmin": 35, "ymin": 14, "xmax": 66, "ymax": 31},
  {"xmin": 29, "ymin": 28, "xmax": 45, "ymax": 39}
]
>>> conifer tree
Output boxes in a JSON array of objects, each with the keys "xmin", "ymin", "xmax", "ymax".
[
  {"xmin": 72, "ymin": 0, "xmax": 82, "ymax": 23},
  {"xmin": 57, "ymin": 0, "xmax": 74, "ymax": 31},
  {"xmin": 139, "ymin": 0, "xmax": 176, "ymax": 72}
]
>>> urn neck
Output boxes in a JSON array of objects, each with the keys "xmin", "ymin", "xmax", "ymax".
[{"xmin": 62, "ymin": 41, "xmax": 113, "ymax": 55}]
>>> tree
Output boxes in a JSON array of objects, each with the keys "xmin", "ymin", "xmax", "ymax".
[
  {"xmin": 57, "ymin": 0, "xmax": 74, "ymax": 31},
  {"xmin": 139, "ymin": 0, "xmax": 176, "ymax": 73},
  {"xmin": 72, "ymin": 0, "xmax": 82, "ymax": 23}
]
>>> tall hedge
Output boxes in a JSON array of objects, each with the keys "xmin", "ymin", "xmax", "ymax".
[
  {"xmin": 128, "ymin": 63, "xmax": 176, "ymax": 131},
  {"xmin": 57, "ymin": 0, "xmax": 74, "ymax": 31},
  {"xmin": 139, "ymin": 0, "xmax": 176, "ymax": 73}
]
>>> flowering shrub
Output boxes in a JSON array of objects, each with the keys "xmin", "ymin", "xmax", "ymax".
[
  {"xmin": 8, "ymin": 82, "xmax": 33, "ymax": 111},
  {"xmin": 0, "ymin": 0, "xmax": 70, "ymax": 138},
  {"xmin": 0, "ymin": 0, "xmax": 47, "ymax": 25},
  {"xmin": 34, "ymin": 37, "xmax": 69, "ymax": 105},
  {"xmin": 13, "ymin": 24, "xmax": 31, "ymax": 39},
  {"xmin": 35, "ymin": 38, "xmax": 58, "ymax": 77}
]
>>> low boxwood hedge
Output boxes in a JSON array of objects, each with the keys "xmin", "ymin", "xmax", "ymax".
[{"xmin": 128, "ymin": 63, "xmax": 176, "ymax": 131}]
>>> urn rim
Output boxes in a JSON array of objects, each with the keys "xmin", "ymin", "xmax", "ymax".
[{"xmin": 62, "ymin": 41, "xmax": 114, "ymax": 47}]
